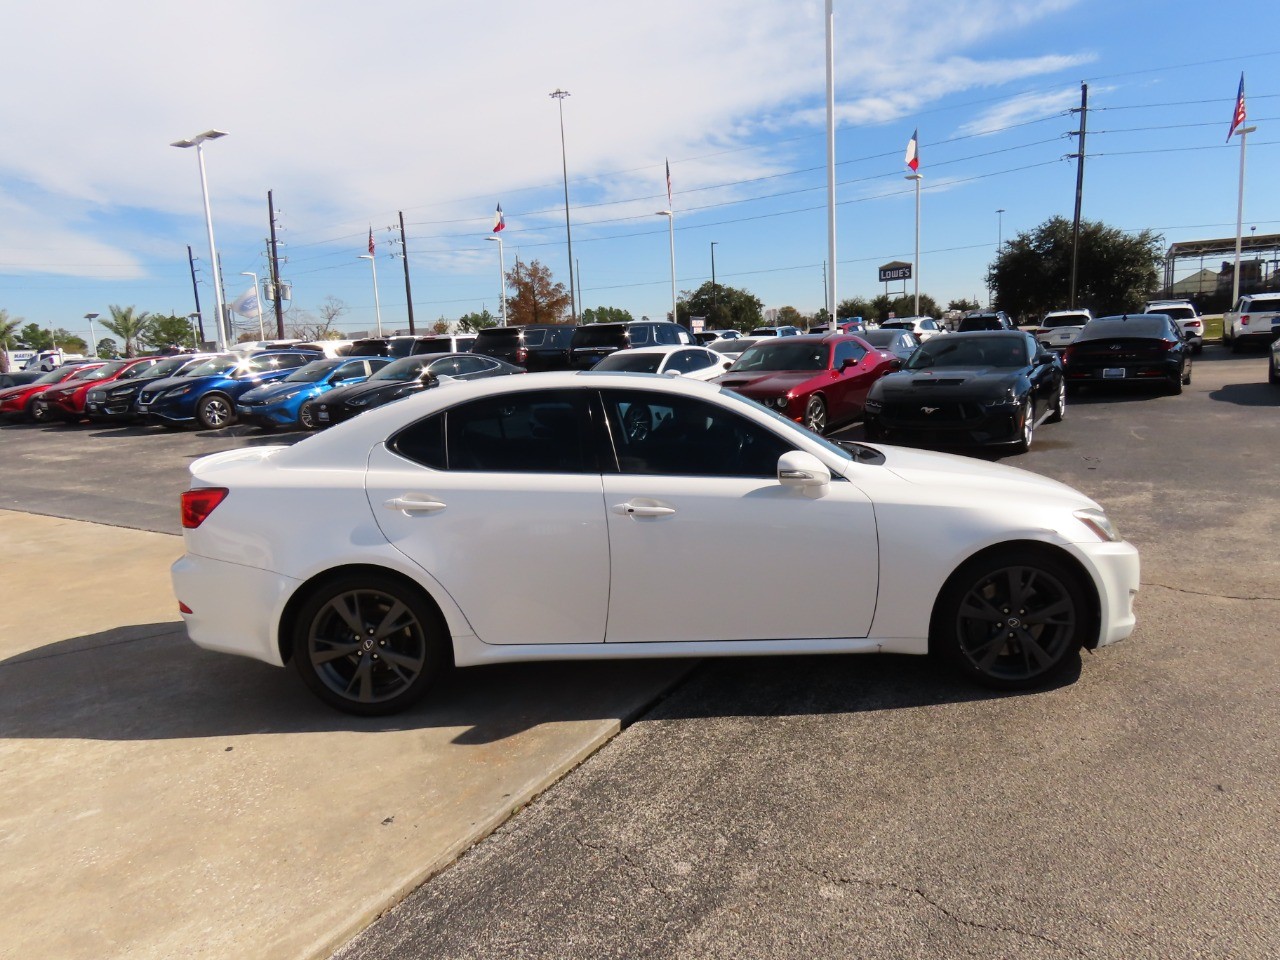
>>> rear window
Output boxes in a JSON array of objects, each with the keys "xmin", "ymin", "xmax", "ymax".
[
  {"xmin": 414, "ymin": 340, "xmax": 455, "ymax": 354},
  {"xmin": 959, "ymin": 317, "xmax": 1001, "ymax": 331},
  {"xmin": 1148, "ymin": 306, "xmax": 1195, "ymax": 321},
  {"xmin": 574, "ymin": 326, "xmax": 626, "ymax": 348},
  {"xmin": 475, "ymin": 329, "xmax": 521, "ymax": 347},
  {"xmin": 1043, "ymin": 315, "xmax": 1088, "ymax": 328},
  {"xmin": 1078, "ymin": 317, "xmax": 1172, "ymax": 341}
]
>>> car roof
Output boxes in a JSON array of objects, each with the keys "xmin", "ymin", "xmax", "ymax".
[{"xmin": 613, "ymin": 344, "xmax": 711, "ymax": 356}]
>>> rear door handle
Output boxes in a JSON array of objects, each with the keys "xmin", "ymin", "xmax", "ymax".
[
  {"xmin": 611, "ymin": 501, "xmax": 676, "ymax": 518},
  {"xmin": 384, "ymin": 496, "xmax": 447, "ymax": 514}
]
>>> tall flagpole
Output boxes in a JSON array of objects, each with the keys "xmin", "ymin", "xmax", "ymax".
[
  {"xmin": 1232, "ymin": 125, "xmax": 1255, "ymax": 307},
  {"xmin": 909, "ymin": 173, "xmax": 922, "ymax": 315},
  {"xmin": 824, "ymin": 0, "xmax": 837, "ymax": 325}
]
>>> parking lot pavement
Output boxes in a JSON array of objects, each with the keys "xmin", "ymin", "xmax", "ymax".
[{"xmin": 0, "ymin": 509, "xmax": 690, "ymax": 960}]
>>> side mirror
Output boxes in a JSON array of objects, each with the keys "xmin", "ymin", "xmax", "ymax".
[
  {"xmin": 665, "ymin": 368, "xmax": 684, "ymax": 377},
  {"xmin": 722, "ymin": 360, "xmax": 732, "ymax": 369},
  {"xmin": 890, "ymin": 358, "xmax": 904, "ymax": 371},
  {"xmin": 778, "ymin": 450, "xmax": 831, "ymax": 497},
  {"xmin": 840, "ymin": 357, "xmax": 859, "ymax": 370}
]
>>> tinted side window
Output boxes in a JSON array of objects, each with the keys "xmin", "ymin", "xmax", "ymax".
[
  {"xmin": 446, "ymin": 390, "xmax": 589, "ymax": 473},
  {"xmin": 630, "ymin": 326, "xmax": 652, "ymax": 346},
  {"xmin": 390, "ymin": 414, "xmax": 446, "ymax": 469},
  {"xmin": 601, "ymin": 389, "xmax": 796, "ymax": 478},
  {"xmin": 832, "ymin": 342, "xmax": 865, "ymax": 367}
]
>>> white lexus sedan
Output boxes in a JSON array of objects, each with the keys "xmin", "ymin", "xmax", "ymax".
[
  {"xmin": 172, "ymin": 372, "xmax": 1140, "ymax": 715},
  {"xmin": 589, "ymin": 345, "xmax": 729, "ymax": 381}
]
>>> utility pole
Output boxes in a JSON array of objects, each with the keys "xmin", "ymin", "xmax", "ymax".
[
  {"xmin": 1068, "ymin": 82, "xmax": 1088, "ymax": 309},
  {"xmin": 216, "ymin": 252, "xmax": 230, "ymax": 342},
  {"xmin": 186, "ymin": 245, "xmax": 206, "ymax": 344},
  {"xmin": 397, "ymin": 211, "xmax": 416, "ymax": 334},
  {"xmin": 576, "ymin": 258, "xmax": 583, "ymax": 318},
  {"xmin": 267, "ymin": 190, "xmax": 285, "ymax": 338}
]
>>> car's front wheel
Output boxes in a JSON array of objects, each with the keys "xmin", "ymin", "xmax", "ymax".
[
  {"xmin": 803, "ymin": 395, "xmax": 827, "ymax": 435},
  {"xmin": 931, "ymin": 548, "xmax": 1089, "ymax": 689},
  {"xmin": 196, "ymin": 393, "xmax": 235, "ymax": 430},
  {"xmin": 1047, "ymin": 381, "xmax": 1066, "ymax": 424},
  {"xmin": 292, "ymin": 573, "xmax": 449, "ymax": 715},
  {"xmin": 1012, "ymin": 398, "xmax": 1034, "ymax": 453},
  {"xmin": 297, "ymin": 400, "xmax": 319, "ymax": 430},
  {"xmin": 28, "ymin": 397, "xmax": 50, "ymax": 423}
]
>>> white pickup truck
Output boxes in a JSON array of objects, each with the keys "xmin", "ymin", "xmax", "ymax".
[{"xmin": 1224, "ymin": 292, "xmax": 1280, "ymax": 352}]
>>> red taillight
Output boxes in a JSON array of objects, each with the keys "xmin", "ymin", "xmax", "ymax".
[
  {"xmin": 1061, "ymin": 346, "xmax": 1074, "ymax": 363},
  {"xmin": 1188, "ymin": 320, "xmax": 1202, "ymax": 330},
  {"xmin": 1160, "ymin": 339, "xmax": 1177, "ymax": 351},
  {"xmin": 178, "ymin": 601, "xmax": 193, "ymax": 614},
  {"xmin": 1241, "ymin": 315, "xmax": 1250, "ymax": 326},
  {"xmin": 515, "ymin": 347, "xmax": 528, "ymax": 364},
  {"xmin": 181, "ymin": 487, "xmax": 228, "ymax": 529}
]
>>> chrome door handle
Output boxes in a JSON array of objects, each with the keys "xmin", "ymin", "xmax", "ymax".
[
  {"xmin": 384, "ymin": 496, "xmax": 446, "ymax": 514},
  {"xmin": 612, "ymin": 501, "xmax": 676, "ymax": 518}
]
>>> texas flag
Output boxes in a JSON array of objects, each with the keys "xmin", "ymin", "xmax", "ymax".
[
  {"xmin": 492, "ymin": 204, "xmax": 506, "ymax": 233},
  {"xmin": 904, "ymin": 129, "xmax": 920, "ymax": 172},
  {"xmin": 1227, "ymin": 73, "xmax": 1247, "ymax": 142}
]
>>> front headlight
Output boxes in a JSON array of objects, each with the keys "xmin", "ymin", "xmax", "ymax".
[
  {"xmin": 168, "ymin": 384, "xmax": 195, "ymax": 397},
  {"xmin": 348, "ymin": 396, "xmax": 370, "ymax": 407},
  {"xmin": 107, "ymin": 385, "xmax": 135, "ymax": 397},
  {"xmin": 269, "ymin": 388, "xmax": 302, "ymax": 401},
  {"xmin": 769, "ymin": 396, "xmax": 790, "ymax": 410},
  {"xmin": 1074, "ymin": 508, "xmax": 1122, "ymax": 542}
]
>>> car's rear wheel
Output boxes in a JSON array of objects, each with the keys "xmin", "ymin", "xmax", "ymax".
[
  {"xmin": 196, "ymin": 393, "xmax": 234, "ymax": 430},
  {"xmin": 1269, "ymin": 358, "xmax": 1280, "ymax": 385},
  {"xmin": 292, "ymin": 573, "xmax": 448, "ymax": 715},
  {"xmin": 932, "ymin": 548, "xmax": 1088, "ymax": 689},
  {"xmin": 297, "ymin": 400, "xmax": 319, "ymax": 430},
  {"xmin": 1168, "ymin": 370, "xmax": 1184, "ymax": 395},
  {"xmin": 803, "ymin": 395, "xmax": 827, "ymax": 435}
]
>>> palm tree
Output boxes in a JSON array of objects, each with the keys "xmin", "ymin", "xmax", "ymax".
[
  {"xmin": 103, "ymin": 305, "xmax": 152, "ymax": 358},
  {"xmin": 0, "ymin": 309, "xmax": 23, "ymax": 373}
]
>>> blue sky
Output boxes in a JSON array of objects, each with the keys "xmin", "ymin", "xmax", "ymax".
[{"xmin": 2, "ymin": 0, "xmax": 1278, "ymax": 342}]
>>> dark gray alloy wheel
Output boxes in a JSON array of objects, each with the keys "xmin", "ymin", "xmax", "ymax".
[
  {"xmin": 28, "ymin": 397, "xmax": 50, "ymax": 423},
  {"xmin": 1047, "ymin": 380, "xmax": 1066, "ymax": 423},
  {"xmin": 196, "ymin": 393, "xmax": 234, "ymax": 429},
  {"xmin": 933, "ymin": 550, "xmax": 1087, "ymax": 689},
  {"xmin": 297, "ymin": 400, "xmax": 318, "ymax": 430},
  {"xmin": 292, "ymin": 575, "xmax": 446, "ymax": 715},
  {"xmin": 804, "ymin": 395, "xmax": 827, "ymax": 435},
  {"xmin": 623, "ymin": 402, "xmax": 652, "ymax": 441}
]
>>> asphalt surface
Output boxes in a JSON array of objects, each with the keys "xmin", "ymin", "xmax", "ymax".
[{"xmin": 3, "ymin": 347, "xmax": 1279, "ymax": 959}]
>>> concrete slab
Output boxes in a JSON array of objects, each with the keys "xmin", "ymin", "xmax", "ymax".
[{"xmin": 0, "ymin": 510, "xmax": 689, "ymax": 960}]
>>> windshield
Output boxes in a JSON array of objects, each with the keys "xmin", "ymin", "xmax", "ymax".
[
  {"xmin": 143, "ymin": 355, "xmax": 200, "ymax": 379},
  {"xmin": 729, "ymin": 341, "xmax": 827, "ymax": 372},
  {"xmin": 77, "ymin": 360, "xmax": 130, "ymax": 382},
  {"xmin": 183, "ymin": 355, "xmax": 239, "ymax": 378},
  {"xmin": 285, "ymin": 360, "xmax": 343, "ymax": 383},
  {"xmin": 369, "ymin": 356, "xmax": 431, "ymax": 382},
  {"xmin": 34, "ymin": 367, "xmax": 74, "ymax": 385},
  {"xmin": 594, "ymin": 353, "xmax": 663, "ymax": 373},
  {"xmin": 907, "ymin": 335, "xmax": 1028, "ymax": 369}
]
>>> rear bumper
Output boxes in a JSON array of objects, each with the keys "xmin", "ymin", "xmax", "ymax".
[{"xmin": 171, "ymin": 553, "xmax": 298, "ymax": 666}]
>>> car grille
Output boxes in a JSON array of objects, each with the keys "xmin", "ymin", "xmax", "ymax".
[{"xmin": 882, "ymin": 401, "xmax": 982, "ymax": 424}]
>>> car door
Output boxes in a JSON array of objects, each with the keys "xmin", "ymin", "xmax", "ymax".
[
  {"xmin": 596, "ymin": 388, "xmax": 878, "ymax": 644},
  {"xmin": 367, "ymin": 388, "xmax": 610, "ymax": 645},
  {"xmin": 828, "ymin": 340, "xmax": 876, "ymax": 419}
]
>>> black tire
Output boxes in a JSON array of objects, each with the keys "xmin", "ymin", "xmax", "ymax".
[
  {"xmin": 1167, "ymin": 371, "xmax": 1183, "ymax": 395},
  {"xmin": 1269, "ymin": 358, "xmax": 1280, "ymax": 385},
  {"xmin": 1011, "ymin": 398, "xmax": 1034, "ymax": 453},
  {"xmin": 931, "ymin": 548, "xmax": 1089, "ymax": 690},
  {"xmin": 28, "ymin": 397, "xmax": 50, "ymax": 423},
  {"xmin": 196, "ymin": 393, "xmax": 235, "ymax": 430},
  {"xmin": 1230, "ymin": 335, "xmax": 1244, "ymax": 354},
  {"xmin": 1192, "ymin": 343, "xmax": 1203, "ymax": 355},
  {"xmin": 292, "ymin": 573, "xmax": 449, "ymax": 715},
  {"xmin": 1046, "ymin": 380, "xmax": 1066, "ymax": 424},
  {"xmin": 297, "ymin": 400, "xmax": 319, "ymax": 431},
  {"xmin": 803, "ymin": 395, "xmax": 828, "ymax": 435}
]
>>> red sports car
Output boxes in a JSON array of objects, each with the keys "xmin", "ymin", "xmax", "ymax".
[
  {"xmin": 712, "ymin": 334, "xmax": 899, "ymax": 434},
  {"xmin": 38, "ymin": 357, "xmax": 163, "ymax": 423},
  {"xmin": 0, "ymin": 363, "xmax": 104, "ymax": 423}
]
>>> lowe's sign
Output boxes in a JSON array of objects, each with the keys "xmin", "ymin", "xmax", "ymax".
[{"xmin": 878, "ymin": 261, "xmax": 912, "ymax": 283}]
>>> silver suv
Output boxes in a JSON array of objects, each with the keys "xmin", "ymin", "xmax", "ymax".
[{"xmin": 1144, "ymin": 300, "xmax": 1203, "ymax": 354}]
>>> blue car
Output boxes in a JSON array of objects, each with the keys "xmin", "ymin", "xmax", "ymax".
[
  {"xmin": 136, "ymin": 351, "xmax": 320, "ymax": 429},
  {"xmin": 236, "ymin": 357, "xmax": 392, "ymax": 430}
]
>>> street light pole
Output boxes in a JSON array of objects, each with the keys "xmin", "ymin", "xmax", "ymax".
[
  {"xmin": 710, "ymin": 242, "xmax": 718, "ymax": 326},
  {"xmin": 358, "ymin": 254, "xmax": 384, "ymax": 336},
  {"xmin": 486, "ymin": 236, "xmax": 507, "ymax": 326},
  {"xmin": 83, "ymin": 313, "xmax": 99, "ymax": 357},
  {"xmin": 549, "ymin": 89, "xmax": 577, "ymax": 322},
  {"xmin": 996, "ymin": 208, "xmax": 1005, "ymax": 250},
  {"xmin": 656, "ymin": 211, "xmax": 677, "ymax": 324},
  {"xmin": 824, "ymin": 0, "xmax": 838, "ymax": 327},
  {"xmin": 906, "ymin": 172, "xmax": 922, "ymax": 315},
  {"xmin": 170, "ymin": 130, "xmax": 229, "ymax": 350}
]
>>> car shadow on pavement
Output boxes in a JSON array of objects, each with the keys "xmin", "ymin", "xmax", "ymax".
[
  {"xmin": 1208, "ymin": 382, "xmax": 1280, "ymax": 407},
  {"xmin": 0, "ymin": 625, "xmax": 1068, "ymax": 744}
]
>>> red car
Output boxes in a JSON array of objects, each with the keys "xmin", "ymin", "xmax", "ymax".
[
  {"xmin": 712, "ymin": 334, "xmax": 899, "ymax": 434},
  {"xmin": 38, "ymin": 357, "xmax": 164, "ymax": 423},
  {"xmin": 0, "ymin": 363, "xmax": 104, "ymax": 423}
]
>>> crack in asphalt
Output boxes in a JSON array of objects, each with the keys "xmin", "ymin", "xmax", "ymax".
[
  {"xmin": 1141, "ymin": 581, "xmax": 1280, "ymax": 602},
  {"xmin": 806, "ymin": 867, "xmax": 1087, "ymax": 956}
]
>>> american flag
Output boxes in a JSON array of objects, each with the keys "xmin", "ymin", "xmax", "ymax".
[
  {"xmin": 665, "ymin": 159, "xmax": 672, "ymax": 204},
  {"xmin": 1228, "ymin": 73, "xmax": 1247, "ymax": 142},
  {"xmin": 367, "ymin": 227, "xmax": 375, "ymax": 255}
]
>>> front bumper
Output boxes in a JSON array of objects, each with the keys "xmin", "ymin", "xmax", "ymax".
[
  {"xmin": 863, "ymin": 400, "xmax": 1024, "ymax": 446},
  {"xmin": 1073, "ymin": 538, "xmax": 1140, "ymax": 648},
  {"xmin": 237, "ymin": 401, "xmax": 301, "ymax": 427}
]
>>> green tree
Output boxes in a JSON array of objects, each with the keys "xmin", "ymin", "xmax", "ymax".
[
  {"xmin": 148, "ymin": 314, "xmax": 197, "ymax": 349},
  {"xmin": 948, "ymin": 297, "xmax": 981, "ymax": 312},
  {"xmin": 506, "ymin": 260, "xmax": 572, "ymax": 325},
  {"xmin": 581, "ymin": 306, "xmax": 635, "ymax": 324},
  {"xmin": 102, "ymin": 305, "xmax": 153, "ymax": 358},
  {"xmin": 431, "ymin": 319, "xmax": 450, "ymax": 334},
  {"xmin": 96, "ymin": 338, "xmax": 119, "ymax": 358},
  {"xmin": 457, "ymin": 308, "xmax": 498, "ymax": 332},
  {"xmin": 776, "ymin": 305, "xmax": 804, "ymax": 327},
  {"xmin": 51, "ymin": 329, "xmax": 87, "ymax": 352},
  {"xmin": 20, "ymin": 323, "xmax": 53, "ymax": 350},
  {"xmin": 837, "ymin": 297, "xmax": 874, "ymax": 320},
  {"xmin": 676, "ymin": 281, "xmax": 763, "ymax": 330},
  {"xmin": 888, "ymin": 294, "xmax": 941, "ymax": 319},
  {"xmin": 0, "ymin": 310, "xmax": 24, "ymax": 373},
  {"xmin": 989, "ymin": 216, "xmax": 1162, "ymax": 320}
]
